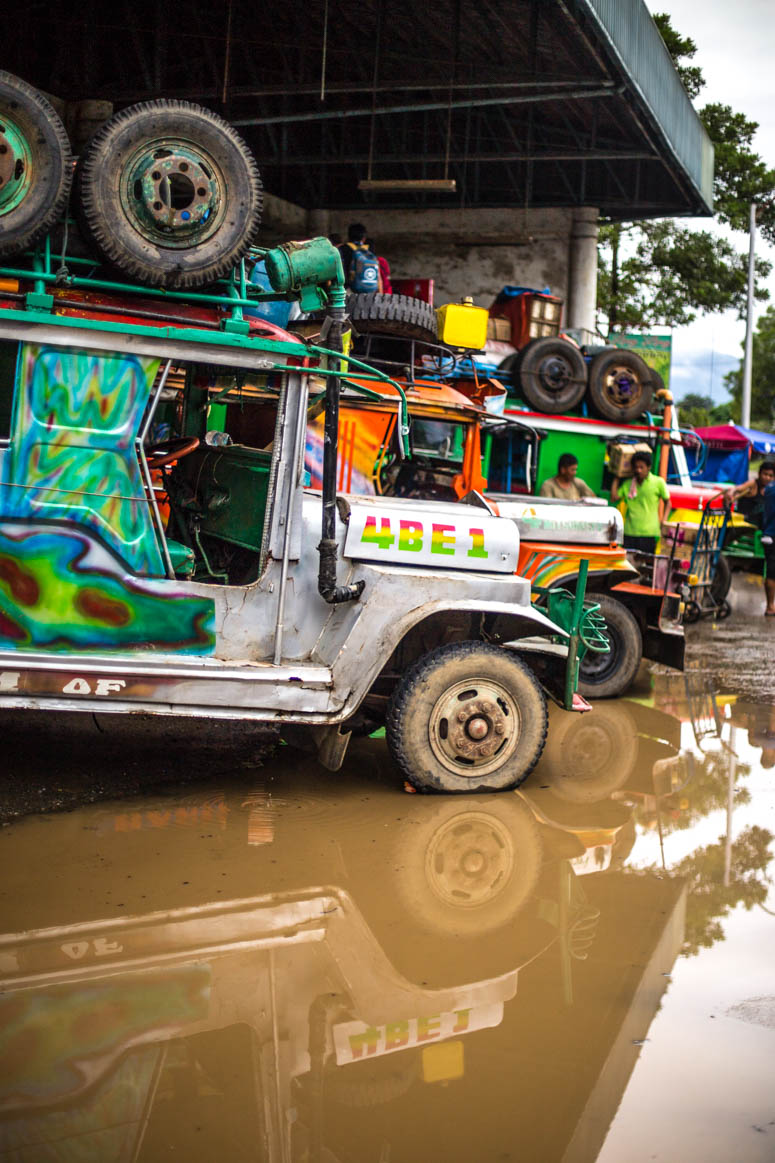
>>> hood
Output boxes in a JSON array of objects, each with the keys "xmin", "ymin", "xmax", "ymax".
[
  {"xmin": 489, "ymin": 495, "xmax": 623, "ymax": 545},
  {"xmin": 342, "ymin": 495, "xmax": 520, "ymax": 573}
]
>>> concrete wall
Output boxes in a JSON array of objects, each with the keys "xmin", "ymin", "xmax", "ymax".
[
  {"xmin": 258, "ymin": 197, "xmax": 599, "ymax": 334},
  {"xmin": 327, "ymin": 207, "xmax": 574, "ymax": 311}
]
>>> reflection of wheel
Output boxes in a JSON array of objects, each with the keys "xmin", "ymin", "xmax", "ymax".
[
  {"xmin": 587, "ymin": 349, "xmax": 653, "ymax": 422},
  {"xmin": 386, "ymin": 641, "xmax": 547, "ymax": 793},
  {"xmin": 684, "ymin": 599, "xmax": 701, "ymax": 624},
  {"xmin": 539, "ymin": 701, "xmax": 638, "ymax": 803},
  {"xmin": 325, "ymin": 1054, "xmax": 420, "ymax": 1108},
  {"xmin": 717, "ymin": 599, "xmax": 732, "ymax": 620},
  {"xmin": 0, "ymin": 72, "xmax": 73, "ymax": 260},
  {"xmin": 515, "ymin": 337, "xmax": 587, "ymax": 413},
  {"xmin": 76, "ymin": 99, "xmax": 262, "ymax": 288},
  {"xmin": 578, "ymin": 595, "xmax": 642, "ymax": 699},
  {"xmin": 146, "ymin": 436, "xmax": 200, "ymax": 469},
  {"xmin": 394, "ymin": 795, "xmax": 542, "ymax": 936},
  {"xmin": 347, "ymin": 292, "xmax": 438, "ymax": 341}
]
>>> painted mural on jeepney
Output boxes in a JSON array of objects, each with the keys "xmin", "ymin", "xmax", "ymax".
[
  {"xmin": 518, "ymin": 544, "xmax": 632, "ymax": 589},
  {"xmin": 0, "ymin": 524, "xmax": 215, "ymax": 654},
  {"xmin": 0, "ymin": 344, "xmax": 165, "ymax": 577}
]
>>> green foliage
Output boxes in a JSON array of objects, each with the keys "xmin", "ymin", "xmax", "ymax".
[
  {"xmin": 597, "ymin": 15, "xmax": 775, "ymax": 333},
  {"xmin": 724, "ymin": 304, "xmax": 775, "ymax": 427},
  {"xmin": 597, "ymin": 221, "xmax": 770, "ymax": 331},
  {"xmin": 652, "ymin": 13, "xmax": 704, "ymax": 99},
  {"xmin": 679, "ymin": 393, "xmax": 714, "ymax": 430}
]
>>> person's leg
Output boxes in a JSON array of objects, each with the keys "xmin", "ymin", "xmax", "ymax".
[
  {"xmin": 764, "ymin": 550, "xmax": 775, "ymax": 614},
  {"xmin": 624, "ymin": 535, "xmax": 657, "ymax": 554}
]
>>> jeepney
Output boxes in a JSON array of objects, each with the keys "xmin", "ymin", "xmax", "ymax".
[
  {"xmin": 0, "ymin": 239, "xmax": 602, "ymax": 794},
  {"xmin": 304, "ymin": 372, "xmax": 684, "ymax": 698}
]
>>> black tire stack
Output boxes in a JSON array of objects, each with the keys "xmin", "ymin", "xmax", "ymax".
[{"xmin": 0, "ymin": 73, "xmax": 263, "ymax": 288}]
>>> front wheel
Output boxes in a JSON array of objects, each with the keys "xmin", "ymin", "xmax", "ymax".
[{"xmin": 386, "ymin": 641, "xmax": 548, "ymax": 793}]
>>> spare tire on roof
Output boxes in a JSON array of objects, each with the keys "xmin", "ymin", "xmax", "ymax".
[
  {"xmin": 514, "ymin": 336, "xmax": 587, "ymax": 413},
  {"xmin": 0, "ymin": 71, "xmax": 73, "ymax": 261},
  {"xmin": 75, "ymin": 99, "xmax": 263, "ymax": 289},
  {"xmin": 587, "ymin": 348, "xmax": 654, "ymax": 422},
  {"xmin": 348, "ymin": 292, "xmax": 438, "ymax": 342}
]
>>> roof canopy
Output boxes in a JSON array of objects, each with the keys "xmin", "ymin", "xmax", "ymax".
[
  {"xmin": 5, "ymin": 0, "xmax": 713, "ymax": 218},
  {"xmin": 695, "ymin": 425, "xmax": 775, "ymax": 455}
]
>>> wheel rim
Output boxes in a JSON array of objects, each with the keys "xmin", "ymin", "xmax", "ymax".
[
  {"xmin": 424, "ymin": 811, "xmax": 516, "ymax": 909},
  {"xmin": 120, "ymin": 137, "xmax": 225, "ymax": 248},
  {"xmin": 428, "ymin": 677, "xmax": 521, "ymax": 777},
  {"xmin": 579, "ymin": 623, "xmax": 620, "ymax": 684},
  {"xmin": 0, "ymin": 113, "xmax": 33, "ymax": 215},
  {"xmin": 601, "ymin": 364, "xmax": 644, "ymax": 410},
  {"xmin": 537, "ymin": 354, "xmax": 575, "ymax": 393}
]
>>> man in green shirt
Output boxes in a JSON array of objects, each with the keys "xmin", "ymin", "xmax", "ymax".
[
  {"xmin": 614, "ymin": 449, "xmax": 670, "ymax": 553},
  {"xmin": 539, "ymin": 453, "xmax": 596, "ymax": 501}
]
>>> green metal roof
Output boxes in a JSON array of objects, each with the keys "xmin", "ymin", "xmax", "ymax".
[{"xmin": 578, "ymin": 0, "xmax": 714, "ymax": 213}]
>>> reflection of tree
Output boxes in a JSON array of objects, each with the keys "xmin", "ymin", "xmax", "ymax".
[
  {"xmin": 630, "ymin": 750, "xmax": 751, "ymax": 836},
  {"xmin": 676, "ymin": 826, "xmax": 774, "ymax": 956}
]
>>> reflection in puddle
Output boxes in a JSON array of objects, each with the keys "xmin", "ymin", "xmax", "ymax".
[{"xmin": 0, "ymin": 677, "xmax": 772, "ymax": 1161}]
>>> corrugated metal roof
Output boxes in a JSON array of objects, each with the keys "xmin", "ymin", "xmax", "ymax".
[{"xmin": 578, "ymin": 0, "xmax": 714, "ymax": 212}]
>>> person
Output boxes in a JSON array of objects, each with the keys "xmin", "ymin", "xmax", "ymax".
[
  {"xmin": 613, "ymin": 449, "xmax": 670, "ymax": 553},
  {"xmin": 760, "ymin": 467, "xmax": 775, "ymax": 615},
  {"xmin": 724, "ymin": 459, "xmax": 775, "ymax": 528},
  {"xmin": 538, "ymin": 453, "xmax": 596, "ymax": 500},
  {"xmin": 338, "ymin": 223, "xmax": 382, "ymax": 293},
  {"xmin": 367, "ymin": 237, "xmax": 392, "ymax": 293}
]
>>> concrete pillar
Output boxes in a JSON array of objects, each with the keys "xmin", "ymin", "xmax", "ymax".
[{"xmin": 566, "ymin": 207, "xmax": 599, "ymax": 335}]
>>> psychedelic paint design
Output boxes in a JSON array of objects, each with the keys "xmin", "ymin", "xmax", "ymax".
[
  {"xmin": 1, "ymin": 343, "xmax": 165, "ymax": 576},
  {"xmin": 518, "ymin": 544, "xmax": 632, "ymax": 589},
  {"xmin": 0, "ymin": 523, "xmax": 215, "ymax": 654}
]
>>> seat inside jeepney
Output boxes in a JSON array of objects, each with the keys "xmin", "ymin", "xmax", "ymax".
[{"xmin": 149, "ymin": 364, "xmax": 281, "ymax": 585}]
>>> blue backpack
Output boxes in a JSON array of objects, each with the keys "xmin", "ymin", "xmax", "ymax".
[{"xmin": 348, "ymin": 243, "xmax": 381, "ymax": 292}]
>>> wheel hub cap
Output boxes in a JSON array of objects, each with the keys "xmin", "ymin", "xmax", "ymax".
[
  {"xmin": 605, "ymin": 366, "xmax": 642, "ymax": 406},
  {"xmin": 124, "ymin": 141, "xmax": 222, "ymax": 247},
  {"xmin": 0, "ymin": 116, "xmax": 33, "ymax": 214},
  {"xmin": 429, "ymin": 681, "xmax": 520, "ymax": 777}
]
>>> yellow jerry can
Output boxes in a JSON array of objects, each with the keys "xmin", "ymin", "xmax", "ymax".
[{"xmin": 436, "ymin": 297, "xmax": 489, "ymax": 350}]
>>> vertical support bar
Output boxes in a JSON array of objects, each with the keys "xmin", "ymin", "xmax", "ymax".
[
  {"xmin": 273, "ymin": 372, "xmax": 309, "ymax": 665},
  {"xmin": 138, "ymin": 360, "xmax": 175, "ymax": 579},
  {"xmin": 564, "ymin": 558, "xmax": 588, "ymax": 710}
]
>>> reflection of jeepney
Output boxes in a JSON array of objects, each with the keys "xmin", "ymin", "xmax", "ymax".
[{"xmin": 0, "ymin": 743, "xmax": 686, "ymax": 1162}]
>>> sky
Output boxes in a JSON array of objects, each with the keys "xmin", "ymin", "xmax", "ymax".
[{"xmin": 643, "ymin": 0, "xmax": 775, "ymax": 405}]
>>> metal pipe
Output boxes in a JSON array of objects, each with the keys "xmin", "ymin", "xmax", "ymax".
[
  {"xmin": 318, "ymin": 286, "xmax": 365, "ymax": 605},
  {"xmin": 232, "ymin": 84, "xmax": 618, "ymax": 127},
  {"xmin": 741, "ymin": 203, "xmax": 757, "ymax": 429}
]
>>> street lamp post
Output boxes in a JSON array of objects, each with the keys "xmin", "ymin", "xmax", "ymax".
[{"xmin": 741, "ymin": 203, "xmax": 757, "ymax": 428}]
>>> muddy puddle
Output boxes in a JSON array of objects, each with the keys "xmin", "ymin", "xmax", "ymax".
[{"xmin": 0, "ymin": 584, "xmax": 774, "ymax": 1161}]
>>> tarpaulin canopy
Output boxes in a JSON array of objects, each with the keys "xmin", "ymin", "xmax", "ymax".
[{"xmin": 691, "ymin": 424, "xmax": 775, "ymax": 484}]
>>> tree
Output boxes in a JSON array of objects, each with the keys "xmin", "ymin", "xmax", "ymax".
[
  {"xmin": 597, "ymin": 14, "xmax": 775, "ymax": 333},
  {"xmin": 724, "ymin": 304, "xmax": 775, "ymax": 426},
  {"xmin": 678, "ymin": 392, "xmax": 715, "ymax": 430}
]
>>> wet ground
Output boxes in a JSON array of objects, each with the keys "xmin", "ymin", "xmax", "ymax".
[{"xmin": 0, "ymin": 574, "xmax": 774, "ymax": 1162}]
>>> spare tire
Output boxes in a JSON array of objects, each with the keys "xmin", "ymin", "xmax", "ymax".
[
  {"xmin": 76, "ymin": 99, "xmax": 262, "ymax": 288},
  {"xmin": 0, "ymin": 72, "xmax": 73, "ymax": 260},
  {"xmin": 515, "ymin": 336, "xmax": 587, "ymax": 413},
  {"xmin": 348, "ymin": 292, "xmax": 438, "ymax": 341},
  {"xmin": 587, "ymin": 349, "xmax": 653, "ymax": 422}
]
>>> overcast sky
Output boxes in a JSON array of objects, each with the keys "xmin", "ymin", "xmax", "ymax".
[{"xmin": 643, "ymin": 0, "xmax": 775, "ymax": 402}]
